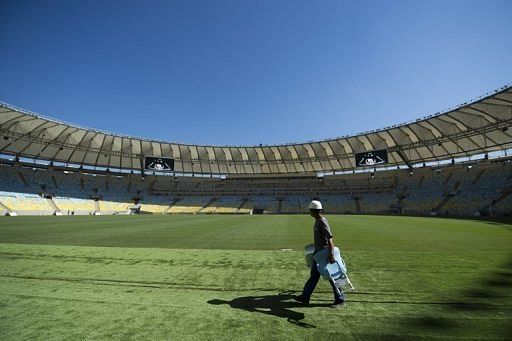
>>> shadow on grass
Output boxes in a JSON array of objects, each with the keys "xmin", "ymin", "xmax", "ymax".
[
  {"xmin": 408, "ymin": 254, "xmax": 512, "ymax": 336},
  {"xmin": 208, "ymin": 291, "xmax": 321, "ymax": 328}
]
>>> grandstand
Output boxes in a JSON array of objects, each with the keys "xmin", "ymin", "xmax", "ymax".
[{"xmin": 1, "ymin": 84, "xmax": 512, "ymax": 216}]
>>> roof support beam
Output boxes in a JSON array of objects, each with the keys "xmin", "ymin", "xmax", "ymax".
[{"xmin": 396, "ymin": 150, "xmax": 412, "ymax": 169}]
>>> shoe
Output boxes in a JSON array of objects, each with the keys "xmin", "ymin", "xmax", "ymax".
[
  {"xmin": 330, "ymin": 300, "xmax": 346, "ymax": 309},
  {"xmin": 293, "ymin": 295, "xmax": 309, "ymax": 306}
]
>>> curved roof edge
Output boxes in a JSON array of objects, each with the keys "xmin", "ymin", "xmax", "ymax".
[
  {"xmin": 1, "ymin": 83, "xmax": 512, "ymax": 175},
  {"xmin": 0, "ymin": 83, "xmax": 510, "ymax": 148}
]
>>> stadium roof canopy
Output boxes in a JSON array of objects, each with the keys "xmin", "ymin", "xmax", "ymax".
[{"xmin": 1, "ymin": 85, "xmax": 511, "ymax": 175}]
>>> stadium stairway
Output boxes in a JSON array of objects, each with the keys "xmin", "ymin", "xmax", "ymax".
[
  {"xmin": 296, "ymin": 197, "xmax": 303, "ymax": 212},
  {"xmin": 17, "ymin": 171, "xmax": 28, "ymax": 186},
  {"xmin": 472, "ymin": 169, "xmax": 485, "ymax": 185},
  {"xmin": 481, "ymin": 186, "xmax": 512, "ymax": 215},
  {"xmin": 394, "ymin": 188, "xmax": 408, "ymax": 213},
  {"xmin": 354, "ymin": 196, "xmax": 362, "ymax": 214},
  {"xmin": 435, "ymin": 195, "xmax": 454, "ymax": 213},
  {"xmin": 198, "ymin": 197, "xmax": 216, "ymax": 213},
  {"xmin": 236, "ymin": 198, "xmax": 248, "ymax": 213},
  {"xmin": 443, "ymin": 173, "xmax": 453, "ymax": 185},
  {"xmin": 51, "ymin": 175, "xmax": 59, "ymax": 188},
  {"xmin": 277, "ymin": 198, "xmax": 283, "ymax": 213},
  {"xmin": 418, "ymin": 175, "xmax": 425, "ymax": 188},
  {"xmin": 434, "ymin": 181, "xmax": 461, "ymax": 213},
  {"xmin": 0, "ymin": 200, "xmax": 13, "ymax": 214},
  {"xmin": 46, "ymin": 198, "xmax": 61, "ymax": 214},
  {"xmin": 164, "ymin": 198, "xmax": 181, "ymax": 214}
]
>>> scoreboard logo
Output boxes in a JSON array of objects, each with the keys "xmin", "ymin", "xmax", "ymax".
[
  {"xmin": 355, "ymin": 149, "xmax": 388, "ymax": 167},
  {"xmin": 144, "ymin": 156, "xmax": 174, "ymax": 171}
]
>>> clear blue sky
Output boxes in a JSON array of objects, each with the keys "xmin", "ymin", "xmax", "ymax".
[{"xmin": 1, "ymin": 0, "xmax": 511, "ymax": 146}]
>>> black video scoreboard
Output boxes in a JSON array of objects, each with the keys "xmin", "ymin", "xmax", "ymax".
[
  {"xmin": 355, "ymin": 149, "xmax": 388, "ymax": 167},
  {"xmin": 144, "ymin": 156, "xmax": 174, "ymax": 171}
]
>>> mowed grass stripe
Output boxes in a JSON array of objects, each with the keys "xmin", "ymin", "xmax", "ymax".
[
  {"xmin": 0, "ymin": 215, "xmax": 511, "ymax": 251},
  {"xmin": 0, "ymin": 246, "xmax": 510, "ymax": 340},
  {"xmin": 0, "ymin": 215, "xmax": 511, "ymax": 339}
]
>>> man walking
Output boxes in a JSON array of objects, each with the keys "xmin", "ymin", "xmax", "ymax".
[{"xmin": 295, "ymin": 200, "xmax": 346, "ymax": 308}]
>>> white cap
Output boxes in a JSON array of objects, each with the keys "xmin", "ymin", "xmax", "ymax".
[{"xmin": 308, "ymin": 200, "xmax": 322, "ymax": 210}]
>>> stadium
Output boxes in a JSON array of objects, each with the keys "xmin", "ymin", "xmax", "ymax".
[
  {"xmin": 1, "ymin": 85, "xmax": 512, "ymax": 339},
  {"xmin": 1, "ymin": 85, "xmax": 512, "ymax": 217},
  {"xmin": 1, "ymin": 2, "xmax": 512, "ymax": 340}
]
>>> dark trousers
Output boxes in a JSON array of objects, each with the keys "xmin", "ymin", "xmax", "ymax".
[{"xmin": 301, "ymin": 261, "xmax": 345, "ymax": 303}]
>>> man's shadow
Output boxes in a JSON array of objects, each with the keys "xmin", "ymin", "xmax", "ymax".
[{"xmin": 208, "ymin": 291, "xmax": 327, "ymax": 328}]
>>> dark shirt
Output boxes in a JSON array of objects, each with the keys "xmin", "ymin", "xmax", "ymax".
[{"xmin": 313, "ymin": 217, "xmax": 333, "ymax": 251}]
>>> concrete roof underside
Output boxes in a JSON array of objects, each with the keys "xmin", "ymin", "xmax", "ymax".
[{"xmin": 1, "ymin": 85, "xmax": 511, "ymax": 175}]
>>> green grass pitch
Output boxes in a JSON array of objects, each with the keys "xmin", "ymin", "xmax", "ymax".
[{"xmin": 0, "ymin": 214, "xmax": 511, "ymax": 340}]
